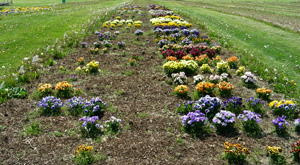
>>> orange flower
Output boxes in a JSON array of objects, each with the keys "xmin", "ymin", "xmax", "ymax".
[
  {"xmin": 256, "ymin": 88, "xmax": 271, "ymax": 94},
  {"xmin": 166, "ymin": 56, "xmax": 177, "ymax": 61},
  {"xmin": 174, "ymin": 85, "xmax": 189, "ymax": 95},
  {"xmin": 182, "ymin": 55, "xmax": 194, "ymax": 60},
  {"xmin": 195, "ymin": 54, "xmax": 211, "ymax": 63},
  {"xmin": 78, "ymin": 57, "xmax": 84, "ymax": 62},
  {"xmin": 212, "ymin": 55, "xmax": 222, "ymax": 61},
  {"xmin": 195, "ymin": 82, "xmax": 215, "ymax": 93},
  {"xmin": 226, "ymin": 56, "xmax": 238, "ymax": 63},
  {"xmin": 217, "ymin": 81, "xmax": 234, "ymax": 90},
  {"xmin": 129, "ymin": 58, "xmax": 136, "ymax": 62}
]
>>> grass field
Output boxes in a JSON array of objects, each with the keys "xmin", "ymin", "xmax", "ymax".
[
  {"xmin": 0, "ymin": 0, "xmax": 127, "ymax": 73},
  {"xmin": 153, "ymin": 0, "xmax": 300, "ymax": 99}
]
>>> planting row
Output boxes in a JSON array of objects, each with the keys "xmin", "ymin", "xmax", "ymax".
[{"xmin": 148, "ymin": 5, "xmax": 300, "ymax": 164}]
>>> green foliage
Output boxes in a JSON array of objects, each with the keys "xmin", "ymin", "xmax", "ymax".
[
  {"xmin": 241, "ymin": 120, "xmax": 261, "ymax": 136},
  {"xmin": 24, "ymin": 122, "xmax": 43, "ymax": 137}
]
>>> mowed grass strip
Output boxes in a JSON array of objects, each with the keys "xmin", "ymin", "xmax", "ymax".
[
  {"xmin": 154, "ymin": 0, "xmax": 300, "ymax": 86},
  {"xmin": 0, "ymin": 0, "xmax": 126, "ymax": 73},
  {"xmin": 181, "ymin": 0, "xmax": 300, "ymax": 33}
]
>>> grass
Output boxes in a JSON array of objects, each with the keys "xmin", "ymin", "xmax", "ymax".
[
  {"xmin": 153, "ymin": 0, "xmax": 300, "ymax": 100},
  {"xmin": 0, "ymin": 0, "xmax": 127, "ymax": 74}
]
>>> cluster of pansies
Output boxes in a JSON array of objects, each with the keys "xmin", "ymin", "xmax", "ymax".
[
  {"xmin": 118, "ymin": 5, "xmax": 142, "ymax": 16},
  {"xmin": 0, "ymin": 6, "xmax": 53, "ymax": 15},
  {"xmin": 76, "ymin": 60, "xmax": 100, "ymax": 73},
  {"xmin": 103, "ymin": 19, "xmax": 143, "ymax": 28}
]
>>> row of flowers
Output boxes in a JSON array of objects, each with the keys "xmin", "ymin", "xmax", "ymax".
[
  {"xmin": 222, "ymin": 141, "xmax": 300, "ymax": 164},
  {"xmin": 178, "ymin": 95, "xmax": 298, "ymax": 137},
  {"xmin": 0, "ymin": 6, "xmax": 53, "ymax": 15},
  {"xmin": 37, "ymin": 96, "xmax": 121, "ymax": 137}
]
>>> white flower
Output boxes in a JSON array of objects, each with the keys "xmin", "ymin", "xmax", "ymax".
[
  {"xmin": 19, "ymin": 65, "xmax": 24, "ymax": 74},
  {"xmin": 32, "ymin": 55, "xmax": 39, "ymax": 63},
  {"xmin": 2, "ymin": 66, "xmax": 5, "ymax": 69},
  {"xmin": 0, "ymin": 82, "xmax": 4, "ymax": 90}
]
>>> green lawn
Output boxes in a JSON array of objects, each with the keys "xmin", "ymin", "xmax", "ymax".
[{"xmin": 0, "ymin": 0, "xmax": 127, "ymax": 73}]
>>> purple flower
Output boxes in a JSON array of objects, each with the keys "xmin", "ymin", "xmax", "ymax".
[
  {"xmin": 212, "ymin": 110, "xmax": 235, "ymax": 126},
  {"xmin": 238, "ymin": 110, "xmax": 262, "ymax": 123},
  {"xmin": 272, "ymin": 115, "xmax": 289, "ymax": 130}
]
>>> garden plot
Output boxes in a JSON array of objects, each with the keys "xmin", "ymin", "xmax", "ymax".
[{"xmin": 0, "ymin": 1, "xmax": 299, "ymax": 165}]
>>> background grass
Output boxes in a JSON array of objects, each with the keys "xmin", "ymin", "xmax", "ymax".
[{"xmin": 0, "ymin": 0, "xmax": 127, "ymax": 74}]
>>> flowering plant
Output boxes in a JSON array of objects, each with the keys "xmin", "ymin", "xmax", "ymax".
[
  {"xmin": 118, "ymin": 41, "xmax": 126, "ymax": 48},
  {"xmin": 182, "ymin": 55, "xmax": 194, "ymax": 61},
  {"xmin": 37, "ymin": 96, "xmax": 63, "ymax": 116},
  {"xmin": 193, "ymin": 95, "xmax": 222, "ymax": 120},
  {"xmin": 89, "ymin": 48, "xmax": 99, "ymax": 54},
  {"xmin": 200, "ymin": 64, "xmax": 213, "ymax": 74},
  {"xmin": 129, "ymin": 58, "xmax": 137, "ymax": 66},
  {"xmin": 163, "ymin": 60, "xmax": 198, "ymax": 75},
  {"xmin": 246, "ymin": 97, "xmax": 264, "ymax": 114},
  {"xmin": 189, "ymin": 48, "xmax": 201, "ymax": 57},
  {"xmin": 176, "ymin": 100, "xmax": 193, "ymax": 114},
  {"xmin": 171, "ymin": 72, "xmax": 187, "ymax": 85},
  {"xmin": 213, "ymin": 110, "xmax": 236, "ymax": 134},
  {"xmin": 211, "ymin": 55, "xmax": 222, "ymax": 66},
  {"xmin": 79, "ymin": 116, "xmax": 101, "ymax": 138},
  {"xmin": 80, "ymin": 42, "xmax": 88, "ymax": 48},
  {"xmin": 93, "ymin": 41, "xmax": 103, "ymax": 48},
  {"xmin": 195, "ymin": 54, "xmax": 211, "ymax": 66},
  {"xmin": 224, "ymin": 96, "xmax": 245, "ymax": 114},
  {"xmin": 269, "ymin": 100, "xmax": 297, "ymax": 118},
  {"xmin": 66, "ymin": 96, "xmax": 85, "ymax": 116},
  {"xmin": 165, "ymin": 56, "xmax": 177, "ymax": 61},
  {"xmin": 256, "ymin": 88, "xmax": 272, "ymax": 100},
  {"xmin": 134, "ymin": 29, "xmax": 143, "ymax": 36},
  {"xmin": 38, "ymin": 83, "xmax": 52, "ymax": 96},
  {"xmin": 236, "ymin": 66, "xmax": 245, "ymax": 76},
  {"xmin": 217, "ymin": 81, "xmax": 234, "ymax": 97},
  {"xmin": 174, "ymin": 85, "xmax": 189, "ymax": 98},
  {"xmin": 86, "ymin": 60, "xmax": 99, "ymax": 73},
  {"xmin": 158, "ymin": 39, "xmax": 169, "ymax": 48},
  {"xmin": 208, "ymin": 75, "xmax": 221, "ymax": 84},
  {"xmin": 74, "ymin": 145, "xmax": 95, "ymax": 165},
  {"xmin": 161, "ymin": 49, "xmax": 175, "ymax": 58},
  {"xmin": 103, "ymin": 40, "xmax": 112, "ymax": 48},
  {"xmin": 194, "ymin": 82, "xmax": 215, "ymax": 97},
  {"xmin": 82, "ymin": 97, "xmax": 107, "ymax": 117},
  {"xmin": 294, "ymin": 119, "xmax": 300, "ymax": 134},
  {"xmin": 226, "ymin": 56, "xmax": 238, "ymax": 69},
  {"xmin": 265, "ymin": 146, "xmax": 286, "ymax": 164},
  {"xmin": 55, "ymin": 81, "xmax": 73, "ymax": 98},
  {"xmin": 193, "ymin": 74, "xmax": 204, "ymax": 84},
  {"xmin": 77, "ymin": 57, "xmax": 85, "ymax": 65},
  {"xmin": 238, "ymin": 110, "xmax": 262, "ymax": 135},
  {"xmin": 211, "ymin": 45, "xmax": 222, "ymax": 54},
  {"xmin": 181, "ymin": 111, "xmax": 208, "ymax": 134},
  {"xmin": 180, "ymin": 38, "xmax": 192, "ymax": 45},
  {"xmin": 102, "ymin": 116, "xmax": 122, "ymax": 135},
  {"xmin": 216, "ymin": 61, "xmax": 230, "ymax": 75},
  {"xmin": 241, "ymin": 71, "xmax": 257, "ymax": 87},
  {"xmin": 203, "ymin": 49, "xmax": 216, "ymax": 58},
  {"xmin": 224, "ymin": 142, "xmax": 250, "ymax": 164},
  {"xmin": 272, "ymin": 115, "xmax": 290, "ymax": 135},
  {"xmin": 291, "ymin": 140, "xmax": 300, "ymax": 162}
]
